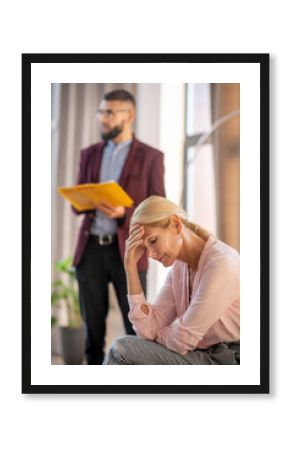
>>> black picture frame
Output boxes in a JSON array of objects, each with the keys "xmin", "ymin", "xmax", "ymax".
[{"xmin": 22, "ymin": 53, "xmax": 269, "ymax": 394}]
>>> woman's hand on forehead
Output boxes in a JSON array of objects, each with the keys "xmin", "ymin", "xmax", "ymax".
[{"xmin": 129, "ymin": 223, "xmax": 144, "ymax": 233}]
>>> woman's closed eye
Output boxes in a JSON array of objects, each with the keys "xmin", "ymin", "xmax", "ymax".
[{"xmin": 149, "ymin": 238, "xmax": 157, "ymax": 244}]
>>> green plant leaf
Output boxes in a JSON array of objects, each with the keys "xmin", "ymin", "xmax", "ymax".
[{"xmin": 52, "ymin": 256, "xmax": 81, "ymax": 327}]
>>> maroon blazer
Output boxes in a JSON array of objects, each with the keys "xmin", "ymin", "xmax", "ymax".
[{"xmin": 72, "ymin": 136, "xmax": 166, "ymax": 271}]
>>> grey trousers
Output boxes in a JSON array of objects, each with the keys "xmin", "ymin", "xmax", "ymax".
[{"xmin": 103, "ymin": 335, "xmax": 240, "ymax": 365}]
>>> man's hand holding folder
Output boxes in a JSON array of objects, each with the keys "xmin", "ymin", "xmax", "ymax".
[
  {"xmin": 57, "ymin": 181, "xmax": 134, "ymax": 214},
  {"xmin": 95, "ymin": 202, "xmax": 126, "ymax": 219}
]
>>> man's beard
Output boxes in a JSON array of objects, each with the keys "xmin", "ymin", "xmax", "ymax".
[{"xmin": 101, "ymin": 124, "xmax": 123, "ymax": 141}]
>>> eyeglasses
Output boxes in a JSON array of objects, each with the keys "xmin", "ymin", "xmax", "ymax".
[{"xmin": 96, "ymin": 109, "xmax": 130, "ymax": 119}]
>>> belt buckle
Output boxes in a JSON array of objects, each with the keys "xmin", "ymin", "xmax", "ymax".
[{"xmin": 99, "ymin": 235, "xmax": 113, "ymax": 246}]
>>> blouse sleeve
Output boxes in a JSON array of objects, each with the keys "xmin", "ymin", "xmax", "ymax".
[
  {"xmin": 156, "ymin": 256, "xmax": 240, "ymax": 355},
  {"xmin": 128, "ymin": 269, "xmax": 177, "ymax": 340}
]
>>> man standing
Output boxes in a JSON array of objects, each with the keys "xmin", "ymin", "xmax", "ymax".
[{"xmin": 73, "ymin": 89, "xmax": 166, "ymax": 364}]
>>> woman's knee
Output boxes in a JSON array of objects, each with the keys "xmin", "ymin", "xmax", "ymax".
[{"xmin": 109, "ymin": 335, "xmax": 137, "ymax": 364}]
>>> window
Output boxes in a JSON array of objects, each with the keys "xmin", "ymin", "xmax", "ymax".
[{"xmin": 183, "ymin": 84, "xmax": 217, "ymax": 234}]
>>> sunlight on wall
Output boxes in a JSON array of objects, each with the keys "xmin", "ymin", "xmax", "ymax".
[
  {"xmin": 186, "ymin": 143, "xmax": 217, "ymax": 235},
  {"xmin": 136, "ymin": 83, "xmax": 185, "ymax": 300},
  {"xmin": 153, "ymin": 83, "xmax": 185, "ymax": 299},
  {"xmin": 185, "ymin": 83, "xmax": 217, "ymax": 235}
]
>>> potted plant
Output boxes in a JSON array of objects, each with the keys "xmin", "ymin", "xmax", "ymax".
[
  {"xmin": 51, "ymin": 298, "xmax": 62, "ymax": 357},
  {"xmin": 51, "ymin": 256, "xmax": 85, "ymax": 364}
]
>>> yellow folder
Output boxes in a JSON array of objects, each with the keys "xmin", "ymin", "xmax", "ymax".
[{"xmin": 57, "ymin": 181, "xmax": 134, "ymax": 212}]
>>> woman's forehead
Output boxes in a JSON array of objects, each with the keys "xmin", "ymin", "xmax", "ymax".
[
  {"xmin": 142, "ymin": 225, "xmax": 161, "ymax": 239},
  {"xmin": 142, "ymin": 225, "xmax": 153, "ymax": 237}
]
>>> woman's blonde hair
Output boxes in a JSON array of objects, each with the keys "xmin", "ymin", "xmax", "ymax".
[{"xmin": 131, "ymin": 196, "xmax": 210, "ymax": 240}]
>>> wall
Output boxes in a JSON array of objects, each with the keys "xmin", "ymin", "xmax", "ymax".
[{"xmin": 136, "ymin": 83, "xmax": 185, "ymax": 299}]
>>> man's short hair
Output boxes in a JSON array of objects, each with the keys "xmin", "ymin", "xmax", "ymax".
[{"xmin": 103, "ymin": 89, "xmax": 135, "ymax": 108}]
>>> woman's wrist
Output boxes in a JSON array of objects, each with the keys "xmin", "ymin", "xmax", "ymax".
[
  {"xmin": 125, "ymin": 263, "xmax": 143, "ymax": 295},
  {"xmin": 124, "ymin": 262, "xmax": 138, "ymax": 272}
]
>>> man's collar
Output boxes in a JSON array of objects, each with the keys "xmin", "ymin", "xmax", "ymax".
[{"xmin": 107, "ymin": 138, "xmax": 133, "ymax": 149}]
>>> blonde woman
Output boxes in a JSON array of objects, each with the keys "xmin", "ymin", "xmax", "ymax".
[{"xmin": 103, "ymin": 196, "xmax": 240, "ymax": 365}]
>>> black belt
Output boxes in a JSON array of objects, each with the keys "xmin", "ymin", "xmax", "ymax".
[{"xmin": 89, "ymin": 234, "xmax": 118, "ymax": 246}]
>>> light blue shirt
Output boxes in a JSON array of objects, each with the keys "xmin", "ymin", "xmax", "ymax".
[{"xmin": 90, "ymin": 139, "xmax": 132, "ymax": 236}]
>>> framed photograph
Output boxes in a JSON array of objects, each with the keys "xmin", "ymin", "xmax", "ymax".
[{"xmin": 22, "ymin": 53, "xmax": 269, "ymax": 394}]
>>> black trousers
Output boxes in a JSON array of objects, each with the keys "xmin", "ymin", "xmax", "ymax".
[{"xmin": 76, "ymin": 236, "xmax": 147, "ymax": 365}]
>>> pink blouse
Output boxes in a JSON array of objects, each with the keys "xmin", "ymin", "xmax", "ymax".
[{"xmin": 128, "ymin": 236, "xmax": 240, "ymax": 355}]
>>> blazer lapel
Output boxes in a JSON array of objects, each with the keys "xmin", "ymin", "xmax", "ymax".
[
  {"xmin": 118, "ymin": 136, "xmax": 139, "ymax": 187},
  {"xmin": 91, "ymin": 141, "xmax": 106, "ymax": 182}
]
